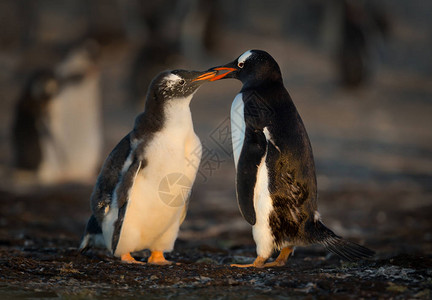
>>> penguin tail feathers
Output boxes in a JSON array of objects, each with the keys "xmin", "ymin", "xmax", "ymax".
[
  {"xmin": 322, "ymin": 235, "xmax": 375, "ymax": 262},
  {"xmin": 78, "ymin": 215, "xmax": 105, "ymax": 253},
  {"xmin": 307, "ymin": 220, "xmax": 375, "ymax": 261}
]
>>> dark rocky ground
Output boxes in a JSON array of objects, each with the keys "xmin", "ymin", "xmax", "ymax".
[{"xmin": 0, "ymin": 183, "xmax": 431, "ymax": 299}]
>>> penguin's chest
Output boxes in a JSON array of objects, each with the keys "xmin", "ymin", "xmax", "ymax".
[
  {"xmin": 114, "ymin": 130, "xmax": 201, "ymax": 254},
  {"xmin": 230, "ymin": 91, "xmax": 276, "ymax": 252},
  {"xmin": 38, "ymin": 74, "xmax": 102, "ymax": 183},
  {"xmin": 230, "ymin": 93, "xmax": 274, "ymax": 229},
  {"xmin": 142, "ymin": 129, "xmax": 202, "ymax": 185},
  {"xmin": 230, "ymin": 93, "xmax": 246, "ymax": 168}
]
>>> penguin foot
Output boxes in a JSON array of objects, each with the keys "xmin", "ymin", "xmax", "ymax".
[
  {"xmin": 231, "ymin": 256, "xmax": 266, "ymax": 268},
  {"xmin": 263, "ymin": 260, "xmax": 286, "ymax": 267},
  {"xmin": 121, "ymin": 253, "xmax": 145, "ymax": 264},
  {"xmin": 263, "ymin": 246, "xmax": 293, "ymax": 268},
  {"xmin": 148, "ymin": 251, "xmax": 176, "ymax": 265}
]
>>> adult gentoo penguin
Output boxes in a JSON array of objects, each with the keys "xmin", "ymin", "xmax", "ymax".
[
  {"xmin": 208, "ymin": 50, "xmax": 374, "ymax": 267},
  {"xmin": 12, "ymin": 40, "xmax": 102, "ymax": 185},
  {"xmin": 79, "ymin": 69, "xmax": 216, "ymax": 264}
]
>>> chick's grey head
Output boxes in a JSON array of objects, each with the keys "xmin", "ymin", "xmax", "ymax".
[{"xmin": 148, "ymin": 69, "xmax": 217, "ymax": 101}]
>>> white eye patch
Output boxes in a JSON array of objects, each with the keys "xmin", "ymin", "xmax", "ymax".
[
  {"xmin": 164, "ymin": 73, "xmax": 182, "ymax": 88},
  {"xmin": 238, "ymin": 50, "xmax": 253, "ymax": 65}
]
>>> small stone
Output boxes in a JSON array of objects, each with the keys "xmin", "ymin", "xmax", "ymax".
[
  {"xmin": 199, "ymin": 276, "xmax": 211, "ymax": 282},
  {"xmin": 386, "ymin": 282, "xmax": 408, "ymax": 293}
]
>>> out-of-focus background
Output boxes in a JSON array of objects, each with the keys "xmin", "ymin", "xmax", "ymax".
[{"xmin": 0, "ymin": 0, "xmax": 431, "ymax": 298}]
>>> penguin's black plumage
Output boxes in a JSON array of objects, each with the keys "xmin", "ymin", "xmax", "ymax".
[
  {"xmin": 12, "ymin": 70, "xmax": 59, "ymax": 171},
  {"xmin": 79, "ymin": 69, "xmax": 216, "ymax": 264},
  {"xmin": 209, "ymin": 50, "xmax": 374, "ymax": 267}
]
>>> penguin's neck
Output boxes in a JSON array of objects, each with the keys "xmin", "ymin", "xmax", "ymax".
[
  {"xmin": 134, "ymin": 95, "xmax": 194, "ymax": 138},
  {"xmin": 162, "ymin": 95, "xmax": 194, "ymax": 133},
  {"xmin": 242, "ymin": 79, "xmax": 283, "ymax": 91}
]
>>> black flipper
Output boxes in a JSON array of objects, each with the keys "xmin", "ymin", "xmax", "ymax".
[
  {"xmin": 236, "ymin": 127, "xmax": 267, "ymax": 225},
  {"xmin": 111, "ymin": 157, "xmax": 144, "ymax": 254},
  {"xmin": 91, "ymin": 134, "xmax": 133, "ymax": 225},
  {"xmin": 306, "ymin": 220, "xmax": 375, "ymax": 261}
]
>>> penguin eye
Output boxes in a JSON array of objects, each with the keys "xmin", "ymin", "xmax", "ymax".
[
  {"xmin": 238, "ymin": 62, "xmax": 244, "ymax": 68},
  {"xmin": 179, "ymin": 79, "xmax": 185, "ymax": 85}
]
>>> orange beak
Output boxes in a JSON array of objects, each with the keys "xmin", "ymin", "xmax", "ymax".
[
  {"xmin": 209, "ymin": 67, "xmax": 237, "ymax": 81},
  {"xmin": 192, "ymin": 71, "xmax": 218, "ymax": 82}
]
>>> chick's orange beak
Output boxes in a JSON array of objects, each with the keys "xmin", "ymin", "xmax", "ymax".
[
  {"xmin": 192, "ymin": 71, "xmax": 218, "ymax": 82},
  {"xmin": 209, "ymin": 67, "xmax": 237, "ymax": 81}
]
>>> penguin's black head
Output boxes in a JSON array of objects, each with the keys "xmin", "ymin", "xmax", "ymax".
[
  {"xmin": 148, "ymin": 69, "xmax": 217, "ymax": 100},
  {"xmin": 20, "ymin": 70, "xmax": 59, "ymax": 114},
  {"xmin": 208, "ymin": 50, "xmax": 282, "ymax": 86},
  {"xmin": 28, "ymin": 70, "xmax": 59, "ymax": 101}
]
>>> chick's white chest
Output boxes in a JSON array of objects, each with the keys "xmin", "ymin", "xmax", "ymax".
[{"xmin": 113, "ymin": 99, "xmax": 202, "ymax": 255}]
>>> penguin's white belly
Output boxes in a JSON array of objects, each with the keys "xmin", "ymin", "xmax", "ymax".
[
  {"xmin": 251, "ymin": 152, "xmax": 275, "ymax": 259},
  {"xmin": 39, "ymin": 73, "xmax": 102, "ymax": 184},
  {"xmin": 230, "ymin": 93, "xmax": 275, "ymax": 257},
  {"xmin": 113, "ymin": 132, "xmax": 201, "ymax": 256}
]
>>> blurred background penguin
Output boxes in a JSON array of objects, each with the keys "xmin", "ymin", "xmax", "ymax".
[{"xmin": 11, "ymin": 40, "xmax": 102, "ymax": 186}]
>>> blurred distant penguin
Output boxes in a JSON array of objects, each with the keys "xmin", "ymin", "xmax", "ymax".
[
  {"xmin": 338, "ymin": 0, "xmax": 389, "ymax": 87},
  {"xmin": 79, "ymin": 69, "xmax": 216, "ymax": 264},
  {"xmin": 12, "ymin": 70, "xmax": 59, "ymax": 172},
  {"xmin": 209, "ymin": 50, "xmax": 374, "ymax": 267},
  {"xmin": 12, "ymin": 40, "xmax": 103, "ymax": 185}
]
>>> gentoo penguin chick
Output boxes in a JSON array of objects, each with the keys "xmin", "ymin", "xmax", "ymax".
[
  {"xmin": 79, "ymin": 69, "xmax": 217, "ymax": 264},
  {"xmin": 208, "ymin": 50, "xmax": 374, "ymax": 267},
  {"xmin": 11, "ymin": 40, "xmax": 102, "ymax": 185}
]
